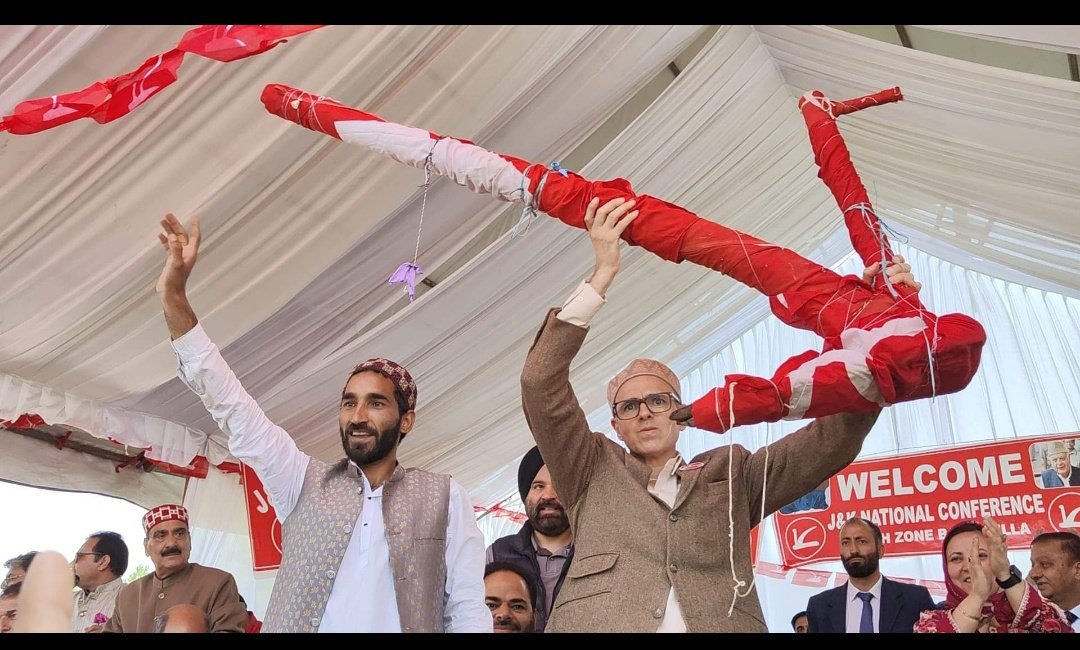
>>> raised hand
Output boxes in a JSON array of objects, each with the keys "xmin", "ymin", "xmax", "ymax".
[
  {"xmin": 981, "ymin": 517, "xmax": 1012, "ymax": 582},
  {"xmin": 862, "ymin": 254, "xmax": 921, "ymax": 292},
  {"xmin": 155, "ymin": 213, "xmax": 202, "ymax": 298},
  {"xmin": 967, "ymin": 535, "xmax": 995, "ymax": 602},
  {"xmin": 154, "ymin": 213, "xmax": 202, "ymax": 339},
  {"xmin": 584, "ymin": 197, "xmax": 639, "ymax": 297},
  {"xmin": 13, "ymin": 551, "xmax": 74, "ymax": 633}
]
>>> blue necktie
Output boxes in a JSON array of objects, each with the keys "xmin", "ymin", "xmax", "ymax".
[
  {"xmin": 1066, "ymin": 610, "xmax": 1078, "ymax": 624},
  {"xmin": 856, "ymin": 592, "xmax": 874, "ymax": 633}
]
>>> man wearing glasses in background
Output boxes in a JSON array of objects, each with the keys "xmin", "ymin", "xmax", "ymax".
[
  {"xmin": 520, "ymin": 197, "xmax": 898, "ymax": 632},
  {"xmin": 71, "ymin": 532, "xmax": 129, "ymax": 632}
]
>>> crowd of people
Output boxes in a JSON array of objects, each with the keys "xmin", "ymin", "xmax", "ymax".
[{"xmin": 2, "ymin": 79, "xmax": 1072, "ymax": 634}]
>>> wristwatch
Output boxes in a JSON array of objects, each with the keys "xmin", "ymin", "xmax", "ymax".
[{"xmin": 996, "ymin": 565, "xmax": 1023, "ymax": 589}]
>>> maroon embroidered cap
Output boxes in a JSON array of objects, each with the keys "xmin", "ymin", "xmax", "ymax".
[
  {"xmin": 349, "ymin": 358, "xmax": 417, "ymax": 410},
  {"xmin": 143, "ymin": 503, "xmax": 189, "ymax": 535}
]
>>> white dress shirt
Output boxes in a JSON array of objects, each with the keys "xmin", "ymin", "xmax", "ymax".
[
  {"xmin": 1068, "ymin": 604, "xmax": 1080, "ymax": 633},
  {"xmin": 70, "ymin": 577, "xmax": 123, "ymax": 632},
  {"xmin": 172, "ymin": 323, "xmax": 491, "ymax": 633},
  {"xmin": 844, "ymin": 575, "xmax": 883, "ymax": 633},
  {"xmin": 558, "ymin": 281, "xmax": 689, "ymax": 633},
  {"xmin": 557, "ymin": 280, "xmax": 607, "ymax": 328}
]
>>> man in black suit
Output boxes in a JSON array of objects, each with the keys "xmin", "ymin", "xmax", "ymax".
[{"xmin": 806, "ymin": 517, "xmax": 934, "ymax": 633}]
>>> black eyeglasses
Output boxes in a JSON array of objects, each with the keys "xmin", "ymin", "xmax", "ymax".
[
  {"xmin": 74, "ymin": 552, "xmax": 103, "ymax": 560},
  {"xmin": 612, "ymin": 392, "xmax": 680, "ymax": 420}
]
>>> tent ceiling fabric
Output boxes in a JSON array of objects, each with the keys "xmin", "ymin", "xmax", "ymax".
[
  {"xmin": 0, "ymin": 24, "xmax": 706, "ymax": 466},
  {"xmin": 916, "ymin": 25, "xmax": 1080, "ymax": 56},
  {"xmin": 1, "ymin": 26, "xmax": 1078, "ymax": 509}
]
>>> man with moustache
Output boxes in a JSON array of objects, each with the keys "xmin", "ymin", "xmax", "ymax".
[
  {"xmin": 805, "ymin": 517, "xmax": 934, "ymax": 633},
  {"xmin": 70, "ymin": 531, "xmax": 128, "ymax": 632},
  {"xmin": 484, "ymin": 561, "xmax": 539, "ymax": 633},
  {"xmin": 487, "ymin": 446, "xmax": 574, "ymax": 632},
  {"xmin": 1027, "ymin": 531, "xmax": 1080, "ymax": 631},
  {"xmin": 154, "ymin": 214, "xmax": 490, "ymax": 633},
  {"xmin": 105, "ymin": 505, "xmax": 247, "ymax": 633}
]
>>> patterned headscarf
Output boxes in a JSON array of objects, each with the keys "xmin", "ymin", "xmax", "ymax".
[{"xmin": 941, "ymin": 521, "xmax": 1010, "ymax": 618}]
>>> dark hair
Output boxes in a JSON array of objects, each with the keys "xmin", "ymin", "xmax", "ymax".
[
  {"xmin": 3, "ymin": 552, "xmax": 36, "ymax": 572},
  {"xmin": 790, "ymin": 610, "xmax": 807, "ymax": 630},
  {"xmin": 1032, "ymin": 531, "xmax": 1080, "ymax": 564},
  {"xmin": 343, "ymin": 370, "xmax": 411, "ymax": 417},
  {"xmin": 484, "ymin": 561, "xmax": 539, "ymax": 610},
  {"xmin": 841, "ymin": 517, "xmax": 884, "ymax": 548},
  {"xmin": 942, "ymin": 521, "xmax": 984, "ymax": 553},
  {"xmin": 90, "ymin": 531, "xmax": 129, "ymax": 577},
  {"xmin": 0, "ymin": 581, "xmax": 21, "ymax": 599}
]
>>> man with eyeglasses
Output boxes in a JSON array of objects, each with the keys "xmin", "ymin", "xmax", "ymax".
[
  {"xmin": 70, "ymin": 531, "xmax": 128, "ymax": 632},
  {"xmin": 105, "ymin": 504, "xmax": 247, "ymax": 633},
  {"xmin": 520, "ymin": 197, "xmax": 896, "ymax": 632}
]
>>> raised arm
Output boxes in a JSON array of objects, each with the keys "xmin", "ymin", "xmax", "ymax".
[
  {"xmin": 155, "ymin": 214, "xmax": 309, "ymax": 519},
  {"xmin": 520, "ymin": 198, "xmax": 638, "ymax": 508},
  {"xmin": 745, "ymin": 410, "xmax": 879, "ymax": 526},
  {"xmin": 156, "ymin": 213, "xmax": 201, "ymax": 340}
]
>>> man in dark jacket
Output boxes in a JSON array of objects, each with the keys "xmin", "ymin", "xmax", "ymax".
[
  {"xmin": 487, "ymin": 446, "xmax": 574, "ymax": 632},
  {"xmin": 806, "ymin": 517, "xmax": 934, "ymax": 633}
]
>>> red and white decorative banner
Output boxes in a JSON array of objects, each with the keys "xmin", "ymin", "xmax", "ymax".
[
  {"xmin": 474, "ymin": 503, "xmax": 528, "ymax": 525},
  {"xmin": 774, "ymin": 432, "xmax": 1080, "ymax": 568},
  {"xmin": 0, "ymin": 25, "xmax": 323, "ymax": 135},
  {"xmin": 241, "ymin": 463, "xmax": 283, "ymax": 572}
]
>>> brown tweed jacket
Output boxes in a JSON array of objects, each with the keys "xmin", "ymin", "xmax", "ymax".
[{"xmin": 520, "ymin": 309, "xmax": 878, "ymax": 632}]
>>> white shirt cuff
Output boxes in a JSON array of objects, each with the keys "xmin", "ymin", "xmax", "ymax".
[
  {"xmin": 170, "ymin": 322, "xmax": 214, "ymax": 363},
  {"xmin": 556, "ymin": 280, "xmax": 606, "ymax": 328}
]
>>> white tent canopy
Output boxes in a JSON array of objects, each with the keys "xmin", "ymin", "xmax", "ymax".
[{"xmin": 1, "ymin": 25, "xmax": 1078, "ymax": 629}]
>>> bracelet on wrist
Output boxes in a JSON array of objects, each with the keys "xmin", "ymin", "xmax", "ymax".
[{"xmin": 957, "ymin": 608, "xmax": 982, "ymax": 622}]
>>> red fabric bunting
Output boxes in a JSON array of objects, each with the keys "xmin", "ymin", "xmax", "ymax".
[
  {"xmin": 90, "ymin": 49, "xmax": 186, "ymax": 124},
  {"xmin": 0, "ymin": 413, "xmax": 47, "ymax": 429},
  {"xmin": 1, "ymin": 25, "xmax": 325, "ymax": 135},
  {"xmin": 1, "ymin": 82, "xmax": 111, "ymax": 134},
  {"xmin": 790, "ymin": 568, "xmax": 833, "ymax": 588},
  {"xmin": 177, "ymin": 25, "xmax": 324, "ymax": 62}
]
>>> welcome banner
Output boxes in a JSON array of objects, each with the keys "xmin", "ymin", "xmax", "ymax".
[{"xmin": 774, "ymin": 432, "xmax": 1080, "ymax": 567}]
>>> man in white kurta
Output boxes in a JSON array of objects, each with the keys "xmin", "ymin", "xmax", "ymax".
[{"xmin": 156, "ymin": 213, "xmax": 490, "ymax": 633}]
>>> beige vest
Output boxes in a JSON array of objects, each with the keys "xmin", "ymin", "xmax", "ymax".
[{"xmin": 263, "ymin": 459, "xmax": 450, "ymax": 632}]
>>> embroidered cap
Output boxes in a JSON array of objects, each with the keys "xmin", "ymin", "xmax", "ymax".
[
  {"xmin": 143, "ymin": 504, "xmax": 189, "ymax": 535},
  {"xmin": 349, "ymin": 358, "xmax": 417, "ymax": 411},
  {"xmin": 607, "ymin": 358, "xmax": 681, "ymax": 407}
]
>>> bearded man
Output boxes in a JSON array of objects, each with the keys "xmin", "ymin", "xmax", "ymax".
[
  {"xmin": 487, "ymin": 446, "xmax": 574, "ymax": 632},
  {"xmin": 806, "ymin": 517, "xmax": 934, "ymax": 633},
  {"xmin": 155, "ymin": 213, "xmax": 490, "ymax": 633}
]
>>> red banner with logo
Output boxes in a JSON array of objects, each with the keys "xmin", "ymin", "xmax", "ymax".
[
  {"xmin": 774, "ymin": 432, "xmax": 1080, "ymax": 568},
  {"xmin": 241, "ymin": 463, "xmax": 283, "ymax": 572}
]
